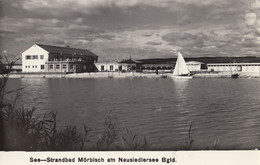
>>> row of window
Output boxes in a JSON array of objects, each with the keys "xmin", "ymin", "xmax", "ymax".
[
  {"xmin": 26, "ymin": 55, "xmax": 44, "ymax": 60},
  {"xmin": 49, "ymin": 64, "xmax": 74, "ymax": 70},
  {"xmin": 24, "ymin": 64, "xmax": 74, "ymax": 70},
  {"xmin": 49, "ymin": 57, "xmax": 93, "ymax": 62},
  {"xmin": 101, "ymin": 65, "xmax": 113, "ymax": 71},
  {"xmin": 209, "ymin": 64, "xmax": 260, "ymax": 67},
  {"xmin": 186, "ymin": 64, "xmax": 200, "ymax": 66},
  {"xmin": 25, "ymin": 65, "xmax": 44, "ymax": 69}
]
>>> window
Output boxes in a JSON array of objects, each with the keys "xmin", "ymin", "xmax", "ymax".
[
  {"xmin": 101, "ymin": 65, "xmax": 104, "ymax": 71},
  {"xmin": 25, "ymin": 66, "xmax": 27, "ymax": 68},
  {"xmin": 70, "ymin": 65, "xmax": 74, "ymax": 69},
  {"xmin": 237, "ymin": 65, "xmax": 242, "ymax": 71},
  {"xmin": 26, "ymin": 55, "xmax": 31, "ymax": 60},
  {"xmin": 40, "ymin": 55, "xmax": 44, "ymax": 59},
  {"xmin": 56, "ymin": 64, "xmax": 60, "ymax": 69},
  {"xmin": 28, "ymin": 66, "xmax": 30, "ymax": 68},
  {"xmin": 32, "ymin": 55, "xmax": 38, "ymax": 59},
  {"xmin": 50, "ymin": 65, "xmax": 53, "ymax": 69},
  {"xmin": 201, "ymin": 64, "xmax": 207, "ymax": 70},
  {"xmin": 41, "ymin": 65, "xmax": 44, "ymax": 70},
  {"xmin": 35, "ymin": 65, "xmax": 37, "ymax": 68},
  {"xmin": 62, "ymin": 64, "xmax": 66, "ymax": 69},
  {"xmin": 110, "ymin": 65, "xmax": 113, "ymax": 71}
]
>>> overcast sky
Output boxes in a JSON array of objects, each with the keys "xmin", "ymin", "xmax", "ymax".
[{"xmin": 1, "ymin": 0, "xmax": 260, "ymax": 61}]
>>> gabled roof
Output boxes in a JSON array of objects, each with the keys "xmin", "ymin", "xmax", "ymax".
[{"xmin": 36, "ymin": 44, "xmax": 98, "ymax": 57}]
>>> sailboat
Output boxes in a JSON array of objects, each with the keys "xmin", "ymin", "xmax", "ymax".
[{"xmin": 170, "ymin": 50, "xmax": 193, "ymax": 79}]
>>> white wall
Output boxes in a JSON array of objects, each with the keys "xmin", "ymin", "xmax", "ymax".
[
  {"xmin": 95, "ymin": 62, "xmax": 119, "ymax": 71},
  {"xmin": 207, "ymin": 63, "xmax": 260, "ymax": 73},
  {"xmin": 186, "ymin": 64, "xmax": 201, "ymax": 71},
  {"xmin": 185, "ymin": 61, "xmax": 203, "ymax": 71},
  {"xmin": 22, "ymin": 44, "xmax": 49, "ymax": 72}
]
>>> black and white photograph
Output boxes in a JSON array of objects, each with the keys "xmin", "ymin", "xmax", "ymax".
[{"xmin": 1, "ymin": 0, "xmax": 260, "ymax": 164}]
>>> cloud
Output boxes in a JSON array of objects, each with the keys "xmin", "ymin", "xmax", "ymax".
[
  {"xmin": 1, "ymin": 0, "xmax": 259, "ymax": 60},
  {"xmin": 241, "ymin": 10, "xmax": 260, "ymax": 50},
  {"xmin": 143, "ymin": 33, "xmax": 154, "ymax": 37},
  {"xmin": 17, "ymin": 0, "xmax": 175, "ymax": 12},
  {"xmin": 18, "ymin": 0, "xmax": 234, "ymax": 13},
  {"xmin": 7, "ymin": 0, "xmax": 243, "ymax": 21},
  {"xmin": 0, "ymin": 17, "xmax": 23, "ymax": 32},
  {"xmin": 161, "ymin": 32, "xmax": 213, "ymax": 48},
  {"xmin": 3, "ymin": 0, "xmax": 247, "ymax": 32},
  {"xmin": 146, "ymin": 41, "xmax": 162, "ymax": 45},
  {"xmin": 16, "ymin": 34, "xmax": 65, "ymax": 45},
  {"xmin": 97, "ymin": 34, "xmax": 117, "ymax": 40},
  {"xmin": 67, "ymin": 24, "xmax": 98, "ymax": 32},
  {"xmin": 0, "ymin": 30, "xmax": 16, "ymax": 35},
  {"xmin": 160, "ymin": 29, "xmax": 251, "ymax": 56}
]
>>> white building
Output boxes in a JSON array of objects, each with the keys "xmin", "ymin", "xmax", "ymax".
[
  {"xmin": 207, "ymin": 63, "xmax": 260, "ymax": 77},
  {"xmin": 95, "ymin": 62, "xmax": 119, "ymax": 71},
  {"xmin": 186, "ymin": 61, "xmax": 205, "ymax": 72},
  {"xmin": 22, "ymin": 44, "xmax": 98, "ymax": 73},
  {"xmin": 95, "ymin": 59, "xmax": 142, "ymax": 72},
  {"xmin": 22, "ymin": 44, "xmax": 48, "ymax": 72}
]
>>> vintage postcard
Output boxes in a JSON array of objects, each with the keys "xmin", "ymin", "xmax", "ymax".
[{"xmin": 1, "ymin": 0, "xmax": 260, "ymax": 164}]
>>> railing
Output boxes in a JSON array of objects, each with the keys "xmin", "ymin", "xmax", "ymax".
[
  {"xmin": 47, "ymin": 59, "xmax": 94, "ymax": 63},
  {"xmin": 8, "ymin": 72, "xmax": 66, "ymax": 78}
]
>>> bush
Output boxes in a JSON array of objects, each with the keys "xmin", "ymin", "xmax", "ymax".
[
  {"xmin": 1, "ymin": 103, "xmax": 90, "ymax": 151},
  {"xmin": 96, "ymin": 111, "xmax": 119, "ymax": 150}
]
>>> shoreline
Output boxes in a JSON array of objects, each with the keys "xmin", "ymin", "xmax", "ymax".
[
  {"xmin": 8, "ymin": 72, "xmax": 169, "ymax": 78},
  {"xmin": 7, "ymin": 72, "xmax": 260, "ymax": 78}
]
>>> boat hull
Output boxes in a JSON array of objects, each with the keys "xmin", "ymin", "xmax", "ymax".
[
  {"xmin": 169, "ymin": 75, "xmax": 193, "ymax": 79},
  {"xmin": 231, "ymin": 73, "xmax": 239, "ymax": 78}
]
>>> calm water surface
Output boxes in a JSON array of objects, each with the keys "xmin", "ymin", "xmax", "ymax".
[{"xmin": 6, "ymin": 78, "xmax": 260, "ymax": 150}]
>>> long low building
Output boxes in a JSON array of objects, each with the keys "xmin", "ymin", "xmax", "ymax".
[
  {"xmin": 22, "ymin": 44, "xmax": 98, "ymax": 73},
  {"xmin": 95, "ymin": 56, "xmax": 260, "ymax": 77},
  {"xmin": 95, "ymin": 59, "xmax": 143, "ymax": 72}
]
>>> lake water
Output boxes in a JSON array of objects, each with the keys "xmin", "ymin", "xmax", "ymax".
[{"xmin": 5, "ymin": 77, "xmax": 260, "ymax": 150}]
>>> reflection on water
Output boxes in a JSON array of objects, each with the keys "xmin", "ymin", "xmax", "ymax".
[
  {"xmin": 20, "ymin": 78, "xmax": 49, "ymax": 114},
  {"xmin": 171, "ymin": 78, "xmax": 190, "ymax": 115},
  {"xmin": 5, "ymin": 78, "xmax": 49, "ymax": 113},
  {"xmin": 5, "ymin": 78, "xmax": 260, "ymax": 150}
]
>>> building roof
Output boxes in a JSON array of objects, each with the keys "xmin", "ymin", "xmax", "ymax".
[
  {"xmin": 138, "ymin": 58, "xmax": 175, "ymax": 64},
  {"xmin": 138, "ymin": 56, "xmax": 260, "ymax": 64},
  {"xmin": 37, "ymin": 44, "xmax": 98, "ymax": 57},
  {"xmin": 119, "ymin": 58, "xmax": 142, "ymax": 64},
  {"xmin": 185, "ymin": 56, "xmax": 260, "ymax": 63},
  {"xmin": 186, "ymin": 61, "xmax": 204, "ymax": 64}
]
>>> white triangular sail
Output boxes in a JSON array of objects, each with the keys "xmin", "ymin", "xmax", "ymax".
[{"xmin": 173, "ymin": 51, "xmax": 190, "ymax": 76}]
